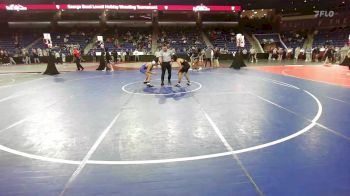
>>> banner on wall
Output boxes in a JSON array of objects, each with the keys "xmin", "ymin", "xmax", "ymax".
[
  {"xmin": 43, "ymin": 33, "xmax": 52, "ymax": 48},
  {"xmin": 0, "ymin": 4, "xmax": 241, "ymax": 12},
  {"xmin": 236, "ymin": 34, "xmax": 245, "ymax": 48}
]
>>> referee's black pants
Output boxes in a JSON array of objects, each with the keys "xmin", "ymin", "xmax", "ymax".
[
  {"xmin": 161, "ymin": 62, "xmax": 172, "ymax": 83},
  {"xmin": 75, "ymin": 58, "xmax": 84, "ymax": 70}
]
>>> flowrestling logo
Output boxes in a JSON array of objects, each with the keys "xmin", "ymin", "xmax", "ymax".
[
  {"xmin": 314, "ymin": 10, "xmax": 335, "ymax": 18},
  {"xmin": 193, "ymin": 5, "xmax": 210, "ymax": 11},
  {"xmin": 5, "ymin": 4, "xmax": 27, "ymax": 11}
]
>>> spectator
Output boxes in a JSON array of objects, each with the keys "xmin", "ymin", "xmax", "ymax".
[
  {"xmin": 213, "ymin": 47, "xmax": 220, "ymax": 67},
  {"xmin": 268, "ymin": 47, "xmax": 273, "ymax": 60},
  {"xmin": 305, "ymin": 48, "xmax": 312, "ymax": 62},
  {"xmin": 125, "ymin": 49, "xmax": 130, "ymax": 62},
  {"xmin": 204, "ymin": 47, "xmax": 213, "ymax": 68},
  {"xmin": 61, "ymin": 52, "xmax": 66, "ymax": 64},
  {"xmin": 249, "ymin": 47, "xmax": 257, "ymax": 63},
  {"xmin": 277, "ymin": 47, "xmax": 283, "ymax": 61},
  {"xmin": 73, "ymin": 47, "xmax": 84, "ymax": 71},
  {"xmin": 242, "ymin": 48, "xmax": 248, "ymax": 56},
  {"xmin": 91, "ymin": 49, "xmax": 96, "ymax": 63},
  {"xmin": 55, "ymin": 50, "xmax": 61, "ymax": 64},
  {"xmin": 272, "ymin": 47, "xmax": 278, "ymax": 60},
  {"xmin": 298, "ymin": 48, "xmax": 306, "ymax": 60},
  {"xmin": 154, "ymin": 47, "xmax": 161, "ymax": 64},
  {"xmin": 8, "ymin": 51, "xmax": 16, "ymax": 65},
  {"xmin": 112, "ymin": 49, "xmax": 118, "ymax": 63},
  {"xmin": 134, "ymin": 48, "xmax": 140, "ymax": 61},
  {"xmin": 312, "ymin": 47, "xmax": 319, "ymax": 62},
  {"xmin": 37, "ymin": 48, "xmax": 43, "ymax": 57},
  {"xmin": 1, "ymin": 51, "xmax": 10, "ymax": 65},
  {"xmin": 43, "ymin": 49, "xmax": 48, "ymax": 57},
  {"xmin": 324, "ymin": 46, "xmax": 334, "ymax": 64},
  {"xmin": 319, "ymin": 46, "xmax": 326, "ymax": 61},
  {"xmin": 286, "ymin": 48, "xmax": 293, "ymax": 60},
  {"xmin": 294, "ymin": 47, "xmax": 301, "ymax": 60},
  {"xmin": 24, "ymin": 50, "xmax": 31, "ymax": 64},
  {"xmin": 340, "ymin": 44, "xmax": 349, "ymax": 62},
  {"xmin": 334, "ymin": 47, "xmax": 341, "ymax": 63},
  {"xmin": 33, "ymin": 49, "xmax": 40, "ymax": 64},
  {"xmin": 121, "ymin": 49, "xmax": 125, "ymax": 62}
]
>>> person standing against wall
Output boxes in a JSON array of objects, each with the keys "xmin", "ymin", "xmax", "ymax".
[
  {"xmin": 204, "ymin": 46, "xmax": 213, "ymax": 68},
  {"xmin": 213, "ymin": 47, "xmax": 220, "ymax": 67},
  {"xmin": 249, "ymin": 47, "xmax": 257, "ymax": 63}
]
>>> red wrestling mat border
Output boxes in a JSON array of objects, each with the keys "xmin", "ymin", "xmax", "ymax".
[{"xmin": 253, "ymin": 65, "xmax": 350, "ymax": 88}]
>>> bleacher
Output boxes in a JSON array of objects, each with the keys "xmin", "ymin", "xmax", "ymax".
[
  {"xmin": 0, "ymin": 37, "xmax": 16, "ymax": 53},
  {"xmin": 0, "ymin": 33, "xmax": 38, "ymax": 53},
  {"xmin": 281, "ymin": 31, "xmax": 306, "ymax": 49},
  {"xmin": 3, "ymin": 27, "xmax": 348, "ymax": 58},
  {"xmin": 31, "ymin": 32, "xmax": 91, "ymax": 55},
  {"xmin": 208, "ymin": 30, "xmax": 251, "ymax": 52},
  {"xmin": 254, "ymin": 33, "xmax": 287, "ymax": 51},
  {"xmin": 90, "ymin": 29, "xmax": 152, "ymax": 55},
  {"xmin": 254, "ymin": 33, "xmax": 280, "ymax": 44},
  {"xmin": 158, "ymin": 30, "xmax": 206, "ymax": 52},
  {"xmin": 312, "ymin": 28, "xmax": 349, "ymax": 48}
]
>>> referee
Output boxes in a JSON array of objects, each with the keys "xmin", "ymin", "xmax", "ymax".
[{"xmin": 159, "ymin": 45, "xmax": 173, "ymax": 86}]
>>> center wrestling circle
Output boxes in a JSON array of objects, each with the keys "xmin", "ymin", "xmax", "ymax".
[{"xmin": 122, "ymin": 80, "xmax": 202, "ymax": 95}]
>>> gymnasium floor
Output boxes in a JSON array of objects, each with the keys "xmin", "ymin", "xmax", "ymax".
[{"xmin": 0, "ymin": 61, "xmax": 349, "ymax": 196}]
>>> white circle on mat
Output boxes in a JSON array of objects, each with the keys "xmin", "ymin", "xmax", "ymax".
[{"xmin": 0, "ymin": 78, "xmax": 322, "ymax": 165}]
